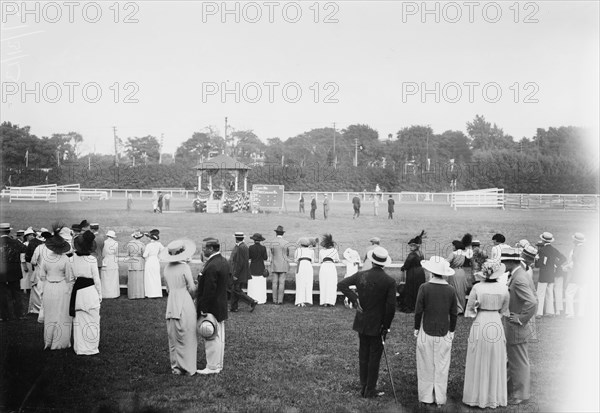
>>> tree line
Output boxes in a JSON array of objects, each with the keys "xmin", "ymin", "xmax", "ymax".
[{"xmin": 1, "ymin": 116, "xmax": 597, "ymax": 194}]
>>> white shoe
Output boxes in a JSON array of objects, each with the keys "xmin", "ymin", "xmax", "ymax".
[{"xmin": 196, "ymin": 368, "xmax": 221, "ymax": 375}]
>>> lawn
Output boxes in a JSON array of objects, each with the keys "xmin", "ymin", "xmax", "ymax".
[{"xmin": 0, "ymin": 198, "xmax": 597, "ymax": 412}]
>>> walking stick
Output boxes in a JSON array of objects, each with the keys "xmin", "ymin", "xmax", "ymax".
[{"xmin": 382, "ymin": 336, "xmax": 398, "ymax": 404}]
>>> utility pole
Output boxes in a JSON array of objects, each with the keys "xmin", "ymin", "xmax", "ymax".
[
  {"xmin": 159, "ymin": 133, "xmax": 164, "ymax": 164},
  {"xmin": 354, "ymin": 138, "xmax": 358, "ymax": 167},
  {"xmin": 332, "ymin": 122, "xmax": 336, "ymax": 169},
  {"xmin": 224, "ymin": 117, "xmax": 228, "ymax": 156},
  {"xmin": 113, "ymin": 126, "xmax": 118, "ymax": 165}
]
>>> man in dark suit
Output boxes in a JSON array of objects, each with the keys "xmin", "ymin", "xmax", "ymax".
[
  {"xmin": 310, "ymin": 195, "xmax": 317, "ymax": 220},
  {"xmin": 387, "ymin": 195, "xmax": 395, "ymax": 219},
  {"xmin": 352, "ymin": 195, "xmax": 361, "ymax": 219},
  {"xmin": 501, "ymin": 247, "xmax": 538, "ymax": 405},
  {"xmin": 338, "ymin": 246, "xmax": 397, "ymax": 398},
  {"xmin": 197, "ymin": 237, "xmax": 230, "ymax": 374},
  {"xmin": 0, "ymin": 223, "xmax": 27, "ymax": 321},
  {"xmin": 229, "ymin": 232, "xmax": 257, "ymax": 313},
  {"xmin": 535, "ymin": 232, "xmax": 566, "ymax": 317}
]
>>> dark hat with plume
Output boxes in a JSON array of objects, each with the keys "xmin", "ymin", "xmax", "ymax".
[
  {"xmin": 320, "ymin": 233, "xmax": 334, "ymax": 249},
  {"xmin": 408, "ymin": 230, "xmax": 426, "ymax": 245},
  {"xmin": 461, "ymin": 233, "xmax": 473, "ymax": 248}
]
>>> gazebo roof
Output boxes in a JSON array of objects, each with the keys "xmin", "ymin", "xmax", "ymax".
[{"xmin": 195, "ymin": 154, "xmax": 251, "ymax": 171}]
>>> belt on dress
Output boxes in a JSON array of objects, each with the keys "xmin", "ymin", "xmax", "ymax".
[
  {"xmin": 47, "ymin": 279, "xmax": 66, "ymax": 283},
  {"xmin": 298, "ymin": 257, "xmax": 312, "ymax": 263},
  {"xmin": 322, "ymin": 257, "xmax": 334, "ymax": 263}
]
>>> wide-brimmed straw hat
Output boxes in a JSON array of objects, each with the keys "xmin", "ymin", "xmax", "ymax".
[
  {"xmin": 515, "ymin": 239, "xmax": 530, "ymax": 249},
  {"xmin": 159, "ymin": 239, "xmax": 196, "ymax": 262},
  {"xmin": 367, "ymin": 246, "xmax": 392, "ymax": 267},
  {"xmin": 343, "ymin": 248, "xmax": 360, "ymax": 263},
  {"xmin": 500, "ymin": 246, "xmax": 524, "ymax": 262},
  {"xmin": 250, "ymin": 233, "xmax": 265, "ymax": 242},
  {"xmin": 540, "ymin": 232, "xmax": 554, "ymax": 243},
  {"xmin": 197, "ymin": 313, "xmax": 218, "ymax": 340},
  {"xmin": 572, "ymin": 233, "xmax": 585, "ymax": 243},
  {"xmin": 131, "ymin": 230, "xmax": 144, "ymax": 239},
  {"xmin": 421, "ymin": 256, "xmax": 455, "ymax": 276},
  {"xmin": 23, "ymin": 228, "xmax": 36, "ymax": 237},
  {"xmin": 45, "ymin": 235, "xmax": 71, "ymax": 254},
  {"xmin": 481, "ymin": 260, "xmax": 506, "ymax": 280},
  {"xmin": 106, "ymin": 230, "xmax": 117, "ymax": 239}
]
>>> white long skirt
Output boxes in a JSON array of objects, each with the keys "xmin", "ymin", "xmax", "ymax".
[
  {"xmin": 144, "ymin": 256, "xmax": 163, "ymax": 298},
  {"xmin": 416, "ymin": 327, "xmax": 453, "ymax": 405},
  {"xmin": 295, "ymin": 261, "xmax": 314, "ymax": 305},
  {"xmin": 74, "ymin": 285, "xmax": 101, "ymax": 355},
  {"xmin": 247, "ymin": 275, "xmax": 267, "ymax": 304},
  {"xmin": 43, "ymin": 280, "xmax": 73, "ymax": 350},
  {"xmin": 101, "ymin": 267, "xmax": 120, "ymax": 299},
  {"xmin": 319, "ymin": 262, "xmax": 338, "ymax": 305}
]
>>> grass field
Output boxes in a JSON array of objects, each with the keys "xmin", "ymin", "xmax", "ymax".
[{"xmin": 0, "ymin": 198, "xmax": 598, "ymax": 412}]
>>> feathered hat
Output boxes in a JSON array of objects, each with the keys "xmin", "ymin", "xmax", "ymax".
[
  {"xmin": 461, "ymin": 233, "xmax": 473, "ymax": 248},
  {"xmin": 320, "ymin": 233, "xmax": 334, "ymax": 249},
  {"xmin": 408, "ymin": 230, "xmax": 426, "ymax": 246}
]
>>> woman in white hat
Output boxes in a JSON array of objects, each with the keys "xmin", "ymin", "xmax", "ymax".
[
  {"xmin": 294, "ymin": 238, "xmax": 315, "ymax": 307},
  {"xmin": 159, "ymin": 239, "xmax": 198, "ymax": 375},
  {"xmin": 318, "ymin": 234, "xmax": 340, "ymax": 307},
  {"xmin": 414, "ymin": 256, "xmax": 458, "ymax": 407},
  {"xmin": 126, "ymin": 231, "xmax": 146, "ymax": 299},
  {"xmin": 463, "ymin": 260, "xmax": 510, "ymax": 408},
  {"xmin": 101, "ymin": 230, "xmax": 120, "ymax": 299}
]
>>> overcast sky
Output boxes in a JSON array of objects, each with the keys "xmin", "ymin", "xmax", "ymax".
[{"xmin": 1, "ymin": 1, "xmax": 598, "ymax": 155}]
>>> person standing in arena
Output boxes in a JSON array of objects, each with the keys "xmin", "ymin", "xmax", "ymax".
[
  {"xmin": 228, "ymin": 232, "xmax": 257, "ymax": 313},
  {"xmin": 323, "ymin": 194, "xmax": 330, "ymax": 220},
  {"xmin": 310, "ymin": 195, "xmax": 317, "ymax": 220},
  {"xmin": 387, "ymin": 195, "xmax": 395, "ymax": 219},
  {"xmin": 352, "ymin": 194, "xmax": 361, "ymax": 219}
]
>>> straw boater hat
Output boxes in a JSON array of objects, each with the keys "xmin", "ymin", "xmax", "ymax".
[
  {"xmin": 572, "ymin": 233, "xmax": 585, "ymax": 244},
  {"xmin": 421, "ymin": 256, "xmax": 455, "ymax": 276},
  {"xmin": 159, "ymin": 239, "xmax": 196, "ymax": 262},
  {"xmin": 16, "ymin": 229, "xmax": 25, "ymax": 236},
  {"xmin": 481, "ymin": 259, "xmax": 506, "ymax": 281},
  {"xmin": 500, "ymin": 246, "xmax": 523, "ymax": 262},
  {"xmin": 539, "ymin": 232, "xmax": 554, "ymax": 243},
  {"xmin": 515, "ymin": 239, "xmax": 530, "ymax": 249},
  {"xmin": 74, "ymin": 231, "xmax": 96, "ymax": 255},
  {"xmin": 472, "ymin": 239, "xmax": 481, "ymax": 247},
  {"xmin": 197, "ymin": 312, "xmax": 218, "ymax": 340},
  {"xmin": 45, "ymin": 234, "xmax": 71, "ymax": 254},
  {"xmin": 521, "ymin": 245, "xmax": 538, "ymax": 263},
  {"xmin": 71, "ymin": 224, "xmax": 81, "ymax": 233},
  {"xmin": 367, "ymin": 246, "xmax": 392, "ymax": 267},
  {"xmin": 131, "ymin": 230, "xmax": 144, "ymax": 239},
  {"xmin": 106, "ymin": 230, "xmax": 117, "ymax": 239},
  {"xmin": 234, "ymin": 232, "xmax": 245, "ymax": 239},
  {"xmin": 0, "ymin": 223, "xmax": 12, "ymax": 232},
  {"xmin": 23, "ymin": 228, "xmax": 36, "ymax": 237},
  {"xmin": 90, "ymin": 223, "xmax": 99, "ymax": 230},
  {"xmin": 250, "ymin": 233, "xmax": 265, "ymax": 242},
  {"xmin": 274, "ymin": 225, "xmax": 285, "ymax": 235}
]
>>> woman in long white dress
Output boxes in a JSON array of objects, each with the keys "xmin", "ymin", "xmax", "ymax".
[
  {"xmin": 40, "ymin": 229, "xmax": 74, "ymax": 350},
  {"xmin": 318, "ymin": 234, "xmax": 340, "ymax": 307},
  {"xmin": 159, "ymin": 239, "xmax": 198, "ymax": 375},
  {"xmin": 463, "ymin": 260, "xmax": 509, "ymax": 408},
  {"xmin": 126, "ymin": 230, "xmax": 146, "ymax": 299},
  {"xmin": 67, "ymin": 231, "xmax": 102, "ymax": 355},
  {"xmin": 101, "ymin": 230, "xmax": 120, "ymax": 299},
  {"xmin": 29, "ymin": 231, "xmax": 51, "ymax": 314},
  {"xmin": 294, "ymin": 238, "xmax": 315, "ymax": 307},
  {"xmin": 143, "ymin": 229, "xmax": 164, "ymax": 298}
]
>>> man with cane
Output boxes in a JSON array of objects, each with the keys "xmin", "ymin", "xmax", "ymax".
[{"xmin": 338, "ymin": 246, "xmax": 397, "ymax": 400}]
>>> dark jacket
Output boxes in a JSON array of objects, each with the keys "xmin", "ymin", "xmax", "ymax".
[
  {"xmin": 338, "ymin": 266, "xmax": 396, "ymax": 336},
  {"xmin": 25, "ymin": 238, "xmax": 43, "ymax": 263},
  {"xmin": 536, "ymin": 244, "xmax": 566, "ymax": 283},
  {"xmin": 248, "ymin": 243, "xmax": 268, "ymax": 275},
  {"xmin": 387, "ymin": 198, "xmax": 395, "ymax": 212},
  {"xmin": 310, "ymin": 198, "xmax": 317, "ymax": 210},
  {"xmin": 197, "ymin": 253, "xmax": 230, "ymax": 322},
  {"xmin": 0, "ymin": 235, "xmax": 27, "ymax": 282},
  {"xmin": 230, "ymin": 242, "xmax": 250, "ymax": 283}
]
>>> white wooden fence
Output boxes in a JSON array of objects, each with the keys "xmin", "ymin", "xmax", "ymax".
[{"xmin": 451, "ymin": 188, "xmax": 505, "ymax": 210}]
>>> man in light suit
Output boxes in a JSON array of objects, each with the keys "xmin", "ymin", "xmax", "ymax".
[
  {"xmin": 338, "ymin": 246, "xmax": 396, "ymax": 398},
  {"xmin": 268, "ymin": 225, "xmax": 290, "ymax": 304},
  {"xmin": 229, "ymin": 232, "xmax": 257, "ymax": 312},
  {"xmin": 501, "ymin": 246, "xmax": 538, "ymax": 405},
  {"xmin": 197, "ymin": 237, "xmax": 230, "ymax": 374}
]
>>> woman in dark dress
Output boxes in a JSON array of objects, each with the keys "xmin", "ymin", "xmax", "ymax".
[
  {"xmin": 399, "ymin": 230, "xmax": 427, "ymax": 313},
  {"xmin": 248, "ymin": 233, "xmax": 268, "ymax": 304}
]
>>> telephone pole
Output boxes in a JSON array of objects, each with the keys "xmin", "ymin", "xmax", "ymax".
[
  {"xmin": 332, "ymin": 122, "xmax": 336, "ymax": 169},
  {"xmin": 354, "ymin": 138, "xmax": 358, "ymax": 167},
  {"xmin": 224, "ymin": 117, "xmax": 228, "ymax": 155},
  {"xmin": 159, "ymin": 133, "xmax": 164, "ymax": 164},
  {"xmin": 113, "ymin": 126, "xmax": 118, "ymax": 165}
]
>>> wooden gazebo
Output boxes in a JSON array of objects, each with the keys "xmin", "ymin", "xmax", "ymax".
[{"xmin": 195, "ymin": 154, "xmax": 251, "ymax": 192}]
